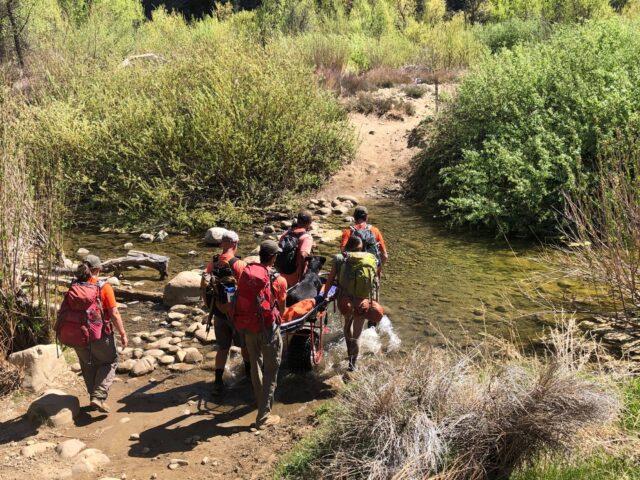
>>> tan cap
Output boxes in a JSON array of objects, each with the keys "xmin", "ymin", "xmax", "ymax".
[{"xmin": 260, "ymin": 240, "xmax": 282, "ymax": 256}]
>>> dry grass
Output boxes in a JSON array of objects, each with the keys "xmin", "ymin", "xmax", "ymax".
[
  {"xmin": 0, "ymin": 358, "xmax": 23, "ymax": 397},
  {"xmin": 348, "ymin": 92, "xmax": 415, "ymax": 117},
  {"xmin": 297, "ymin": 318, "xmax": 623, "ymax": 480}
]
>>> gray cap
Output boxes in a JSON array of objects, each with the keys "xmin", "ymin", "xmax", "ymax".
[
  {"xmin": 222, "ymin": 230, "xmax": 239, "ymax": 243},
  {"xmin": 354, "ymin": 206, "xmax": 368, "ymax": 219},
  {"xmin": 84, "ymin": 254, "xmax": 102, "ymax": 269},
  {"xmin": 260, "ymin": 240, "xmax": 282, "ymax": 256}
]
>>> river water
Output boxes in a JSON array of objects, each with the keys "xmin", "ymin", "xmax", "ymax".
[{"xmin": 65, "ymin": 200, "xmax": 569, "ymax": 347}]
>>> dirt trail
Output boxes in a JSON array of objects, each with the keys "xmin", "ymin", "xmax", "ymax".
[{"xmin": 0, "ymin": 87, "xmax": 436, "ymax": 480}]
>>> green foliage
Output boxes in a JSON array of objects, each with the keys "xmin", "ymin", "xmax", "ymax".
[
  {"xmin": 15, "ymin": 9, "xmax": 354, "ymax": 231},
  {"xmin": 414, "ymin": 19, "xmax": 640, "ymax": 235},
  {"xmin": 512, "ymin": 455, "xmax": 640, "ymax": 480},
  {"xmin": 474, "ymin": 18, "xmax": 552, "ymax": 51},
  {"xmin": 621, "ymin": 377, "xmax": 640, "ymax": 433}
]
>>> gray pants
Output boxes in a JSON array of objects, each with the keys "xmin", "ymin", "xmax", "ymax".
[
  {"xmin": 243, "ymin": 328, "xmax": 282, "ymax": 425},
  {"xmin": 74, "ymin": 334, "xmax": 118, "ymax": 401}
]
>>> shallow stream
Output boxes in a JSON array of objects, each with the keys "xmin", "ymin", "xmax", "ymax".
[{"xmin": 64, "ymin": 200, "xmax": 575, "ymax": 347}]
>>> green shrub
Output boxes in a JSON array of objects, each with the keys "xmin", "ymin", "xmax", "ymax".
[
  {"xmin": 474, "ymin": 18, "xmax": 552, "ymax": 51},
  {"xmin": 17, "ymin": 14, "xmax": 354, "ymax": 231},
  {"xmin": 413, "ymin": 19, "xmax": 640, "ymax": 235},
  {"xmin": 403, "ymin": 84, "xmax": 427, "ymax": 98}
]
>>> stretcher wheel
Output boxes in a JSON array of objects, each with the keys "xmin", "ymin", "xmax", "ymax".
[{"xmin": 288, "ymin": 328, "xmax": 321, "ymax": 372}]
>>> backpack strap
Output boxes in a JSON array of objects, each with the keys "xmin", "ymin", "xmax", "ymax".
[{"xmin": 229, "ymin": 256, "xmax": 239, "ymax": 268}]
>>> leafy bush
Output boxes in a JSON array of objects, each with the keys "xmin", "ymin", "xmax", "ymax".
[
  {"xmin": 16, "ymin": 11, "xmax": 354, "ymax": 231},
  {"xmin": 413, "ymin": 19, "xmax": 640, "ymax": 235},
  {"xmin": 475, "ymin": 18, "xmax": 552, "ymax": 51},
  {"xmin": 349, "ymin": 91, "xmax": 414, "ymax": 116},
  {"xmin": 403, "ymin": 84, "xmax": 427, "ymax": 98}
]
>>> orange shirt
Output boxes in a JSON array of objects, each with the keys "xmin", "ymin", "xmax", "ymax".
[
  {"xmin": 88, "ymin": 277, "xmax": 117, "ymax": 318},
  {"xmin": 205, "ymin": 250, "xmax": 247, "ymax": 280},
  {"xmin": 278, "ymin": 228, "xmax": 313, "ymax": 286},
  {"xmin": 340, "ymin": 223, "xmax": 387, "ymax": 255},
  {"xmin": 272, "ymin": 273, "xmax": 288, "ymax": 314}
]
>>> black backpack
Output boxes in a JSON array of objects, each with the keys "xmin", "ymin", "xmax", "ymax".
[
  {"xmin": 350, "ymin": 225, "xmax": 381, "ymax": 265},
  {"xmin": 206, "ymin": 255, "xmax": 239, "ymax": 317},
  {"xmin": 275, "ymin": 230, "xmax": 304, "ymax": 275}
]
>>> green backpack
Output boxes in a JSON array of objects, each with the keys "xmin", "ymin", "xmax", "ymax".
[{"xmin": 338, "ymin": 252, "xmax": 377, "ymax": 299}]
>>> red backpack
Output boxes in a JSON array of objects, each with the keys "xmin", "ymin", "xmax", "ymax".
[
  {"xmin": 234, "ymin": 264, "xmax": 281, "ymax": 334},
  {"xmin": 56, "ymin": 281, "xmax": 108, "ymax": 348}
]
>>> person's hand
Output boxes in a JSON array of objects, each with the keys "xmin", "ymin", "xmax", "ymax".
[{"xmin": 119, "ymin": 332, "xmax": 128, "ymax": 348}]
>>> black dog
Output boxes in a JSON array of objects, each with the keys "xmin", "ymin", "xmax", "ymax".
[{"xmin": 286, "ymin": 256, "xmax": 326, "ymax": 307}]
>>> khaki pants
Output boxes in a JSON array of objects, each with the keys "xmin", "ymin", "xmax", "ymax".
[
  {"xmin": 243, "ymin": 328, "xmax": 282, "ymax": 425},
  {"xmin": 74, "ymin": 334, "xmax": 118, "ymax": 401}
]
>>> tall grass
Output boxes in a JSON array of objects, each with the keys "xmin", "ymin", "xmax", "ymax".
[
  {"xmin": 0, "ymin": 100, "xmax": 62, "ymax": 356},
  {"xmin": 276, "ymin": 319, "xmax": 624, "ymax": 479}
]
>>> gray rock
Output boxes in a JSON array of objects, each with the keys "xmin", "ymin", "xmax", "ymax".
[
  {"xmin": 131, "ymin": 357, "xmax": 157, "ymax": 376},
  {"xmin": 117, "ymin": 359, "xmax": 137, "ymax": 374},
  {"xmin": 56, "ymin": 439, "xmax": 86, "ymax": 459},
  {"xmin": 71, "ymin": 448, "xmax": 110, "ymax": 475},
  {"xmin": 26, "ymin": 389, "xmax": 79, "ymax": 427},
  {"xmin": 144, "ymin": 349, "xmax": 166, "ymax": 358},
  {"xmin": 163, "ymin": 271, "xmax": 202, "ymax": 306},
  {"xmin": 169, "ymin": 337, "xmax": 182, "ymax": 345},
  {"xmin": 139, "ymin": 233, "xmax": 154, "ymax": 242},
  {"xmin": 204, "ymin": 227, "xmax": 228, "ymax": 246},
  {"xmin": 124, "ymin": 242, "xmax": 134, "ymax": 249},
  {"xmin": 154, "ymin": 230, "xmax": 168, "ymax": 242},
  {"xmin": 337, "ymin": 195, "xmax": 359, "ymax": 205},
  {"xmin": 183, "ymin": 347, "xmax": 203, "ymax": 364},
  {"xmin": 315, "ymin": 207, "xmax": 332, "ymax": 216},
  {"xmin": 186, "ymin": 323, "xmax": 201, "ymax": 334},
  {"xmin": 332, "ymin": 205, "xmax": 350, "ymax": 215},
  {"xmin": 105, "ymin": 276, "xmax": 120, "ymax": 287},
  {"xmin": 176, "ymin": 351, "xmax": 187, "ymax": 363},
  {"xmin": 188, "ymin": 250, "xmax": 198, "ymax": 256},
  {"xmin": 169, "ymin": 304, "xmax": 192, "ymax": 314},
  {"xmin": 263, "ymin": 225, "xmax": 276, "ymax": 234},
  {"xmin": 168, "ymin": 312, "xmax": 185, "ymax": 321},
  {"xmin": 9, "ymin": 344, "xmax": 68, "ymax": 392},
  {"xmin": 281, "ymin": 220, "xmax": 293, "ymax": 229},
  {"xmin": 151, "ymin": 328, "xmax": 169, "ymax": 337},
  {"xmin": 75, "ymin": 248, "xmax": 90, "ymax": 259},
  {"xmin": 132, "ymin": 348, "xmax": 144, "ymax": 359},
  {"xmin": 343, "ymin": 216, "xmax": 355, "ymax": 223},
  {"xmin": 172, "ymin": 331, "xmax": 185, "ymax": 338},
  {"xmin": 167, "ymin": 345, "xmax": 181, "ymax": 353},
  {"xmin": 131, "ymin": 336, "xmax": 143, "ymax": 346},
  {"xmin": 159, "ymin": 355, "xmax": 175, "ymax": 365},
  {"xmin": 167, "ymin": 363, "xmax": 194, "ymax": 373},
  {"xmin": 195, "ymin": 328, "xmax": 216, "ymax": 345},
  {"xmin": 21, "ymin": 442, "xmax": 56, "ymax": 457}
]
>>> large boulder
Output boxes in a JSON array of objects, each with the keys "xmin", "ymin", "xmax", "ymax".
[
  {"xmin": 194, "ymin": 327, "xmax": 216, "ymax": 345},
  {"xmin": 56, "ymin": 439, "xmax": 86, "ymax": 459},
  {"xmin": 183, "ymin": 348, "xmax": 203, "ymax": 364},
  {"xmin": 131, "ymin": 356, "xmax": 157, "ymax": 376},
  {"xmin": 204, "ymin": 227, "xmax": 228, "ymax": 246},
  {"xmin": 9, "ymin": 344, "xmax": 68, "ymax": 392},
  {"xmin": 71, "ymin": 448, "xmax": 110, "ymax": 475},
  {"xmin": 26, "ymin": 389, "xmax": 80, "ymax": 427},
  {"xmin": 163, "ymin": 271, "xmax": 202, "ymax": 306}
]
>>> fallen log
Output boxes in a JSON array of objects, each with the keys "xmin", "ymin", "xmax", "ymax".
[
  {"xmin": 101, "ymin": 250, "xmax": 169, "ymax": 280},
  {"xmin": 55, "ymin": 251, "xmax": 169, "ymax": 280}
]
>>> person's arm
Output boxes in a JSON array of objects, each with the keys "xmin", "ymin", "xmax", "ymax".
[
  {"xmin": 340, "ymin": 228, "xmax": 350, "ymax": 250},
  {"xmin": 276, "ymin": 277, "xmax": 287, "ymax": 315},
  {"xmin": 374, "ymin": 228, "xmax": 389, "ymax": 264},
  {"xmin": 295, "ymin": 234, "xmax": 313, "ymax": 280},
  {"xmin": 323, "ymin": 264, "xmax": 338, "ymax": 300},
  {"xmin": 107, "ymin": 307, "xmax": 128, "ymax": 348},
  {"xmin": 201, "ymin": 261, "xmax": 213, "ymax": 302}
]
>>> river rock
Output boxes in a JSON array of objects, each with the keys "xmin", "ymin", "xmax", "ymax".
[
  {"xmin": 75, "ymin": 248, "xmax": 89, "ymax": 259},
  {"xmin": 56, "ymin": 439, "xmax": 86, "ymax": 459},
  {"xmin": 155, "ymin": 230, "xmax": 168, "ymax": 242},
  {"xmin": 183, "ymin": 348, "xmax": 203, "ymax": 364},
  {"xmin": 167, "ymin": 345, "xmax": 181, "ymax": 353},
  {"xmin": 105, "ymin": 276, "xmax": 120, "ymax": 287},
  {"xmin": 26, "ymin": 389, "xmax": 79, "ymax": 427},
  {"xmin": 343, "ymin": 216, "xmax": 355, "ymax": 223},
  {"xmin": 315, "ymin": 207, "xmax": 332, "ymax": 216},
  {"xmin": 204, "ymin": 227, "xmax": 228, "ymax": 246},
  {"xmin": 169, "ymin": 304, "xmax": 192, "ymax": 314},
  {"xmin": 144, "ymin": 349, "xmax": 166, "ymax": 358},
  {"xmin": 281, "ymin": 220, "xmax": 293, "ymax": 229},
  {"xmin": 168, "ymin": 312, "xmax": 186, "ymax": 321},
  {"xmin": 168, "ymin": 363, "xmax": 194, "ymax": 373},
  {"xmin": 145, "ymin": 338, "xmax": 171, "ymax": 350},
  {"xmin": 117, "ymin": 359, "xmax": 137, "ymax": 374},
  {"xmin": 159, "ymin": 355, "xmax": 175, "ymax": 365},
  {"xmin": 139, "ymin": 233, "xmax": 154, "ymax": 242},
  {"xmin": 164, "ymin": 271, "xmax": 202, "ymax": 306},
  {"xmin": 243, "ymin": 255, "xmax": 260, "ymax": 264},
  {"xmin": 337, "ymin": 195, "xmax": 359, "ymax": 205},
  {"xmin": 131, "ymin": 357, "xmax": 157, "ymax": 376},
  {"xmin": 123, "ymin": 242, "xmax": 134, "ymax": 249},
  {"xmin": 151, "ymin": 328, "xmax": 169, "ymax": 337},
  {"xmin": 9, "ymin": 344, "xmax": 68, "ymax": 392},
  {"xmin": 21, "ymin": 442, "xmax": 56, "ymax": 457},
  {"xmin": 71, "ymin": 448, "xmax": 110, "ymax": 475},
  {"xmin": 169, "ymin": 336, "xmax": 183, "ymax": 345},
  {"xmin": 263, "ymin": 225, "xmax": 276, "ymax": 234},
  {"xmin": 186, "ymin": 323, "xmax": 201, "ymax": 334},
  {"xmin": 132, "ymin": 348, "xmax": 144, "ymax": 359},
  {"xmin": 131, "ymin": 336, "xmax": 143, "ymax": 346},
  {"xmin": 332, "ymin": 205, "xmax": 350, "ymax": 215},
  {"xmin": 176, "ymin": 350, "xmax": 187, "ymax": 363},
  {"xmin": 195, "ymin": 327, "xmax": 216, "ymax": 345}
]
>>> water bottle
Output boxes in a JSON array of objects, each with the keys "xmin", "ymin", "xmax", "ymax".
[{"xmin": 225, "ymin": 286, "xmax": 236, "ymax": 304}]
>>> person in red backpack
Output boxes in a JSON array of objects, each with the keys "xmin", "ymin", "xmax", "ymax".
[
  {"xmin": 234, "ymin": 240, "xmax": 287, "ymax": 429},
  {"xmin": 199, "ymin": 230, "xmax": 250, "ymax": 395},
  {"xmin": 275, "ymin": 210, "xmax": 314, "ymax": 287},
  {"xmin": 58, "ymin": 255, "xmax": 127, "ymax": 413}
]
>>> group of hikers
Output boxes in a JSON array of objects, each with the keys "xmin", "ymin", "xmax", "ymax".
[{"xmin": 56, "ymin": 205, "xmax": 388, "ymax": 431}]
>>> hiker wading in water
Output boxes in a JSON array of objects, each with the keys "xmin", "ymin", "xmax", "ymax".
[
  {"xmin": 56, "ymin": 255, "xmax": 127, "ymax": 413},
  {"xmin": 200, "ymin": 230, "xmax": 250, "ymax": 395},
  {"xmin": 324, "ymin": 236, "xmax": 384, "ymax": 371},
  {"xmin": 275, "ymin": 210, "xmax": 314, "ymax": 287},
  {"xmin": 234, "ymin": 240, "xmax": 287, "ymax": 429}
]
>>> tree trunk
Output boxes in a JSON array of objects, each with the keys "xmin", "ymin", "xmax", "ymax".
[{"xmin": 6, "ymin": 0, "xmax": 24, "ymax": 69}]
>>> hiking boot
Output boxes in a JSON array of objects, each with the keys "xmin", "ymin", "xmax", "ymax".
[
  {"xmin": 212, "ymin": 381, "xmax": 225, "ymax": 396},
  {"xmin": 257, "ymin": 414, "xmax": 281, "ymax": 430},
  {"xmin": 90, "ymin": 398, "xmax": 111, "ymax": 414}
]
